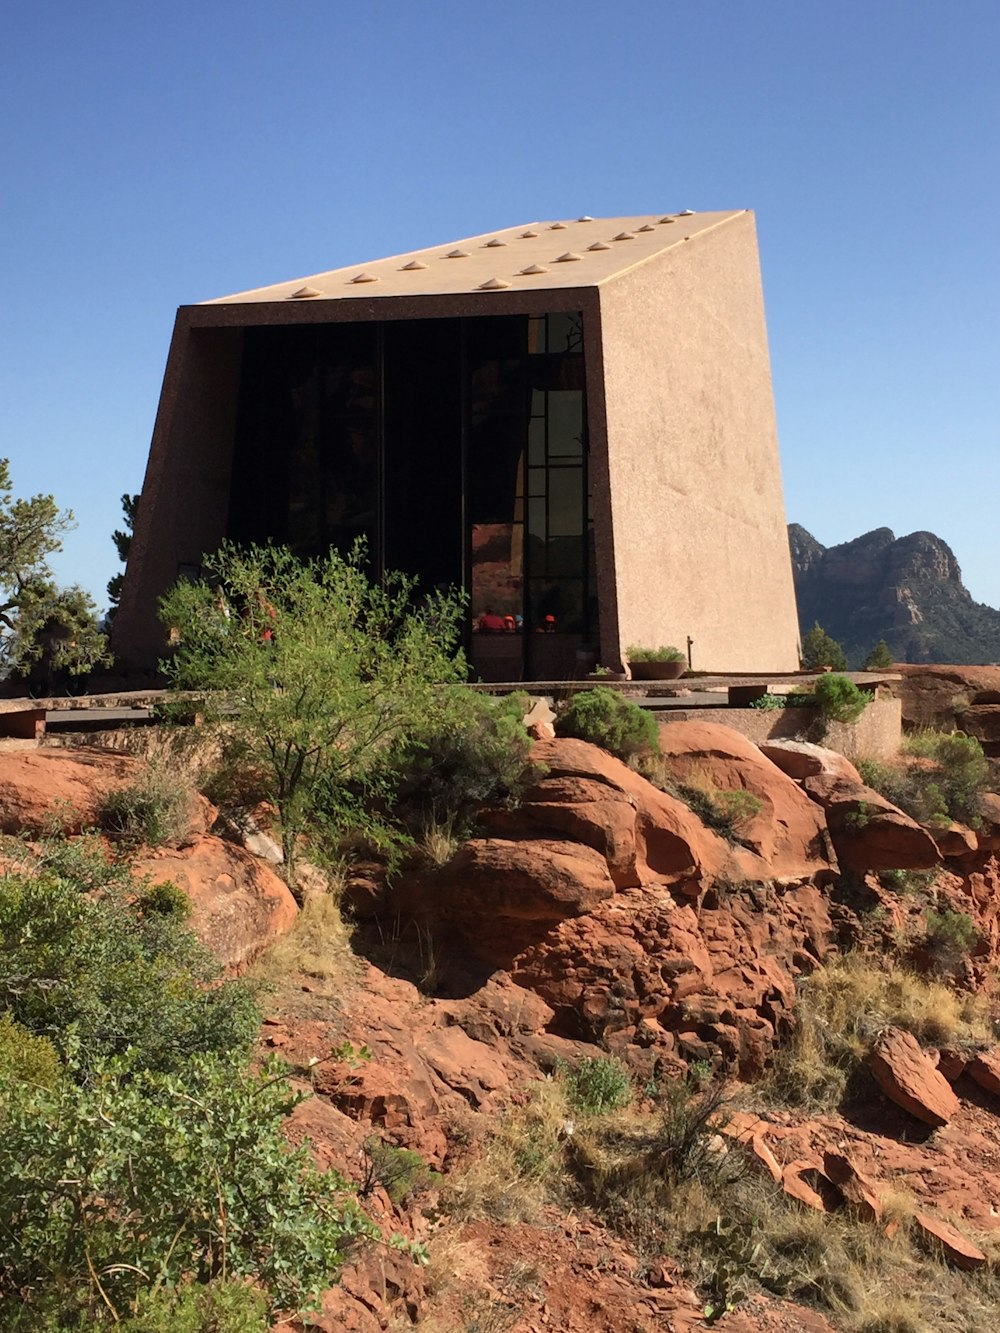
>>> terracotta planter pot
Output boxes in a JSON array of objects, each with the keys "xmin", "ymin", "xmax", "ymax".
[{"xmin": 628, "ymin": 659, "xmax": 686, "ymax": 681}]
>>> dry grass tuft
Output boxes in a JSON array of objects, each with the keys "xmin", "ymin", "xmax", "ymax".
[
  {"xmin": 251, "ymin": 891, "xmax": 358, "ymax": 996},
  {"xmin": 767, "ymin": 952, "xmax": 996, "ymax": 1111},
  {"xmin": 440, "ymin": 1077, "xmax": 572, "ymax": 1224}
]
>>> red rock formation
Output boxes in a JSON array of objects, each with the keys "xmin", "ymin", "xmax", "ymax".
[
  {"xmin": 869, "ymin": 1028, "xmax": 960, "ymax": 1127},
  {"xmin": 135, "ymin": 835, "xmax": 297, "ymax": 970}
]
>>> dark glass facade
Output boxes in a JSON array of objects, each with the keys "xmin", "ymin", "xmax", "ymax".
[{"xmin": 228, "ymin": 312, "xmax": 595, "ymax": 680}]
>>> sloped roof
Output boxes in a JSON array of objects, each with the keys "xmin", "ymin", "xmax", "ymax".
[{"xmin": 204, "ymin": 211, "xmax": 746, "ymax": 305}]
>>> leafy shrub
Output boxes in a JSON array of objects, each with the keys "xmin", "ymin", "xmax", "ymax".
[
  {"xmin": 361, "ymin": 1139, "xmax": 442, "ymax": 1205},
  {"xmin": 0, "ymin": 1012, "xmax": 62, "ymax": 1090},
  {"xmin": 390, "ymin": 689, "xmax": 536, "ymax": 837},
  {"xmin": 877, "ymin": 868, "xmax": 938, "ymax": 896},
  {"xmin": 625, "ymin": 644, "xmax": 685, "ymax": 663},
  {"xmin": 924, "ymin": 909, "xmax": 976, "ymax": 958},
  {"xmin": 137, "ymin": 877, "xmax": 193, "ymax": 919},
  {"xmin": 859, "ymin": 731, "xmax": 990, "ymax": 827},
  {"xmin": 812, "ymin": 674, "xmax": 867, "ymax": 726},
  {"xmin": 0, "ymin": 837, "xmax": 259, "ymax": 1075},
  {"xmin": 159, "ymin": 541, "xmax": 467, "ymax": 885},
  {"xmin": 566, "ymin": 1055, "xmax": 633, "ymax": 1115},
  {"xmin": 556, "ymin": 688, "xmax": 659, "ymax": 761},
  {"xmin": 99, "ymin": 768, "xmax": 193, "ymax": 848},
  {"xmin": 0, "ymin": 1054, "xmax": 375, "ymax": 1326},
  {"xmin": 801, "ymin": 623, "xmax": 847, "ymax": 672},
  {"xmin": 117, "ymin": 1281, "xmax": 269, "ymax": 1333}
]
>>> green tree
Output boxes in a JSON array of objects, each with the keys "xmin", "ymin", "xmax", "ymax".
[
  {"xmin": 863, "ymin": 639, "xmax": 894, "ymax": 670},
  {"xmin": 0, "ymin": 835, "xmax": 259, "ymax": 1076},
  {"xmin": 0, "ymin": 1054, "xmax": 376, "ymax": 1326},
  {"xmin": 0, "ymin": 459, "xmax": 108, "ymax": 680},
  {"xmin": 800, "ymin": 622, "xmax": 848, "ymax": 672},
  {"xmin": 158, "ymin": 542, "xmax": 467, "ymax": 884},
  {"xmin": 105, "ymin": 492, "xmax": 140, "ymax": 625}
]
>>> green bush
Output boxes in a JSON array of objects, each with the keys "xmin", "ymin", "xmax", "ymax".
[
  {"xmin": 390, "ymin": 689, "xmax": 536, "ymax": 837},
  {"xmin": 859, "ymin": 731, "xmax": 990, "ymax": 828},
  {"xmin": 566, "ymin": 1055, "xmax": 633, "ymax": 1115},
  {"xmin": 0, "ymin": 1012, "xmax": 62, "ymax": 1090},
  {"xmin": 118, "ymin": 1281, "xmax": 269, "ymax": 1333},
  {"xmin": 99, "ymin": 769, "xmax": 193, "ymax": 848},
  {"xmin": 801, "ymin": 623, "xmax": 847, "ymax": 672},
  {"xmin": 137, "ymin": 878, "xmax": 193, "ymax": 919},
  {"xmin": 556, "ymin": 688, "xmax": 660, "ymax": 762},
  {"xmin": 361, "ymin": 1139, "xmax": 442, "ymax": 1205},
  {"xmin": 812, "ymin": 674, "xmax": 867, "ymax": 726},
  {"xmin": 0, "ymin": 837, "xmax": 259, "ymax": 1075},
  {"xmin": 925, "ymin": 909, "xmax": 976, "ymax": 956},
  {"xmin": 159, "ymin": 541, "xmax": 466, "ymax": 887},
  {"xmin": 0, "ymin": 1054, "xmax": 375, "ymax": 1326}
]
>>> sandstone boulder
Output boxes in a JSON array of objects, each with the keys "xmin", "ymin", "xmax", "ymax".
[
  {"xmin": 967, "ymin": 1049, "xmax": 1000, "ymax": 1099},
  {"xmin": 913, "ymin": 1212, "xmax": 987, "ymax": 1270},
  {"xmin": 802, "ymin": 773, "xmax": 940, "ymax": 872},
  {"xmin": 759, "ymin": 739, "xmax": 863, "ymax": 785},
  {"xmin": 656, "ymin": 722, "xmax": 836, "ymax": 881},
  {"xmin": 930, "ymin": 822, "xmax": 978, "ymax": 859},
  {"xmin": 0, "ymin": 747, "xmax": 146, "ymax": 835},
  {"xmin": 823, "ymin": 1150, "xmax": 882, "ymax": 1222},
  {"xmin": 135, "ymin": 835, "xmax": 298, "ymax": 970},
  {"xmin": 869, "ymin": 1028, "xmax": 960, "ymax": 1127},
  {"xmin": 484, "ymin": 737, "xmax": 735, "ymax": 892}
]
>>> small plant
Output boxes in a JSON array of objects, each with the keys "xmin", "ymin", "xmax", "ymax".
[
  {"xmin": 878, "ymin": 868, "xmax": 938, "ymax": 895},
  {"xmin": 360, "ymin": 1138, "xmax": 442, "ymax": 1205},
  {"xmin": 98, "ymin": 768, "xmax": 193, "ymax": 849},
  {"xmin": 0, "ymin": 1012, "xmax": 62, "ymax": 1090},
  {"xmin": 137, "ymin": 878, "xmax": 192, "ymax": 919},
  {"xmin": 800, "ymin": 622, "xmax": 848, "ymax": 672},
  {"xmin": 924, "ymin": 908, "xmax": 976, "ymax": 957},
  {"xmin": 566, "ymin": 1055, "xmax": 633, "ymax": 1115},
  {"xmin": 653, "ymin": 765, "xmax": 762, "ymax": 845},
  {"xmin": 625, "ymin": 644, "xmax": 686, "ymax": 663},
  {"xmin": 812, "ymin": 673, "xmax": 868, "ymax": 726},
  {"xmin": 556, "ymin": 688, "xmax": 660, "ymax": 762},
  {"xmin": 859, "ymin": 731, "xmax": 990, "ymax": 828}
]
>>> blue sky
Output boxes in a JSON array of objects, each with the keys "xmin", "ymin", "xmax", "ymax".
[{"xmin": 2, "ymin": 1, "xmax": 998, "ymax": 611}]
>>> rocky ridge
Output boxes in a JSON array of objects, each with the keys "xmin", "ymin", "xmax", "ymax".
[
  {"xmin": 7, "ymin": 732, "xmax": 1000, "ymax": 1330},
  {"xmin": 788, "ymin": 522, "xmax": 1000, "ymax": 666}
]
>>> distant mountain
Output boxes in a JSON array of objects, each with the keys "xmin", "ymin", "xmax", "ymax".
[{"xmin": 788, "ymin": 524, "xmax": 1000, "ymax": 667}]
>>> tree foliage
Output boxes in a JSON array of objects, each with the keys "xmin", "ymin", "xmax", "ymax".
[
  {"xmin": 863, "ymin": 639, "xmax": 894, "ymax": 670},
  {"xmin": 800, "ymin": 622, "xmax": 848, "ymax": 672},
  {"xmin": 105, "ymin": 491, "xmax": 140, "ymax": 624},
  {"xmin": 0, "ymin": 836, "xmax": 259, "ymax": 1075},
  {"xmin": 0, "ymin": 1054, "xmax": 375, "ymax": 1326},
  {"xmin": 0, "ymin": 459, "xmax": 108, "ymax": 680},
  {"xmin": 158, "ymin": 542, "xmax": 467, "ymax": 880}
]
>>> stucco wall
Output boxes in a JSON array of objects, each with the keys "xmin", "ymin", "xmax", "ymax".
[
  {"xmin": 661, "ymin": 696, "xmax": 902, "ymax": 761},
  {"xmin": 113, "ymin": 323, "xmax": 243, "ymax": 668},
  {"xmin": 596, "ymin": 212, "xmax": 800, "ymax": 671}
]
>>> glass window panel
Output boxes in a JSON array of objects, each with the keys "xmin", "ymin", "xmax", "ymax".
[
  {"xmin": 528, "ymin": 498, "xmax": 546, "ymax": 542},
  {"xmin": 528, "ymin": 316, "xmax": 546, "ymax": 354},
  {"xmin": 528, "ymin": 466, "xmax": 546, "ymax": 498},
  {"xmin": 547, "ymin": 467, "xmax": 583, "ymax": 537},
  {"xmin": 528, "ymin": 417, "xmax": 546, "ymax": 465},
  {"xmin": 547, "ymin": 313, "xmax": 583, "ymax": 354},
  {"xmin": 547, "ymin": 391, "xmax": 583, "ymax": 457}
]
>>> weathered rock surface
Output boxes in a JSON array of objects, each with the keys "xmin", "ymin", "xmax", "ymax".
[
  {"xmin": 656, "ymin": 722, "xmax": 837, "ymax": 882},
  {"xmin": 802, "ymin": 772, "xmax": 941, "ymax": 871},
  {"xmin": 968, "ymin": 1049, "xmax": 1000, "ymax": 1099},
  {"xmin": 869, "ymin": 1028, "xmax": 960, "ymax": 1127},
  {"xmin": 0, "ymin": 747, "xmax": 143, "ymax": 834},
  {"xmin": 913, "ymin": 1212, "xmax": 988, "ymax": 1270},
  {"xmin": 758, "ymin": 738, "xmax": 864, "ymax": 785},
  {"xmin": 512, "ymin": 878, "xmax": 834, "ymax": 1077},
  {"xmin": 135, "ymin": 835, "xmax": 298, "ymax": 970},
  {"xmin": 482, "ymin": 737, "xmax": 737, "ymax": 892},
  {"xmin": 822, "ymin": 1149, "xmax": 883, "ymax": 1222}
]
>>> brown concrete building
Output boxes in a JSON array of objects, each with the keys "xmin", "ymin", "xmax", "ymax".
[{"xmin": 114, "ymin": 211, "xmax": 801, "ymax": 680}]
